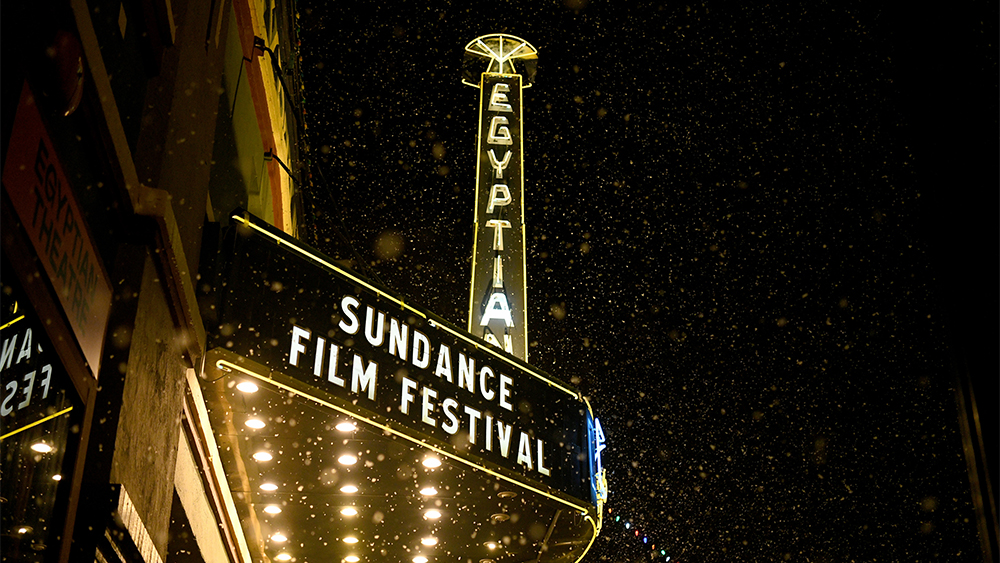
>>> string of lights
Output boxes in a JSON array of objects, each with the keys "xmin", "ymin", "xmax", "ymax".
[{"xmin": 605, "ymin": 506, "xmax": 673, "ymax": 562}]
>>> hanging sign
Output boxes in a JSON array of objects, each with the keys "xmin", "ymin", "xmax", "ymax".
[{"xmin": 468, "ymin": 73, "xmax": 529, "ymax": 361}]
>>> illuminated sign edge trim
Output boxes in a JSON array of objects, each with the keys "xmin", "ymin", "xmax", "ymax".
[
  {"xmin": 467, "ymin": 76, "xmax": 488, "ymax": 331},
  {"xmin": 0, "ymin": 406, "xmax": 74, "ymax": 441},
  {"xmin": 517, "ymin": 79, "xmax": 529, "ymax": 342}
]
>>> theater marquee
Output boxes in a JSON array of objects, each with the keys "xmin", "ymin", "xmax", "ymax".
[{"xmin": 208, "ymin": 211, "xmax": 596, "ymax": 506}]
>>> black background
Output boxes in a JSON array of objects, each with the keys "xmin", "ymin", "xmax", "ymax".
[{"xmin": 295, "ymin": 2, "xmax": 997, "ymax": 561}]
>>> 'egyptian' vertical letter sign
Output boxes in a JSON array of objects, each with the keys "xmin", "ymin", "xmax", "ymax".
[{"xmin": 462, "ymin": 34, "xmax": 538, "ymax": 362}]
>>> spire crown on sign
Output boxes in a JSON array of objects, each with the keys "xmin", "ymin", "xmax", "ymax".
[{"xmin": 461, "ymin": 34, "xmax": 538, "ymax": 88}]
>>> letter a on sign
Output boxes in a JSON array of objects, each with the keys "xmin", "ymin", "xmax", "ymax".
[{"xmin": 480, "ymin": 293, "xmax": 514, "ymax": 327}]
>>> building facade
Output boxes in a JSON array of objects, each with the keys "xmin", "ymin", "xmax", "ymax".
[
  {"xmin": 2, "ymin": 3, "xmax": 602, "ymax": 563},
  {"xmin": 2, "ymin": 0, "xmax": 304, "ymax": 560}
]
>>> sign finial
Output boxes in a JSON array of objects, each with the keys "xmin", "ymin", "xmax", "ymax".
[{"xmin": 461, "ymin": 34, "xmax": 538, "ymax": 88}]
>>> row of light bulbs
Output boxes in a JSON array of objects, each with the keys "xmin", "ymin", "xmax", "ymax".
[
  {"xmin": 608, "ymin": 507, "xmax": 672, "ymax": 561},
  {"xmin": 237, "ymin": 379, "xmax": 448, "ymax": 562}
]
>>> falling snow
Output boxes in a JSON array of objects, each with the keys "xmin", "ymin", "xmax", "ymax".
[{"xmin": 293, "ymin": 2, "xmax": 995, "ymax": 562}]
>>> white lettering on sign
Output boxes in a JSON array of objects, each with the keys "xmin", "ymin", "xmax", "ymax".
[
  {"xmin": 464, "ymin": 406, "xmax": 481, "ymax": 444},
  {"xmin": 351, "ymin": 355, "xmax": 377, "ymax": 400},
  {"xmin": 492, "ymin": 254, "xmax": 504, "ymax": 288},
  {"xmin": 434, "ymin": 343, "xmax": 454, "ymax": 383},
  {"xmin": 288, "ymin": 325, "xmax": 310, "ymax": 366},
  {"xmin": 488, "ymin": 82, "xmax": 513, "ymax": 113},
  {"xmin": 474, "ymin": 76, "xmax": 525, "ymax": 357},
  {"xmin": 400, "ymin": 377, "xmax": 418, "ymax": 415},
  {"xmin": 288, "ymin": 301, "xmax": 517, "ymax": 413},
  {"xmin": 485, "ymin": 219, "xmax": 511, "ymax": 251},
  {"xmin": 339, "ymin": 296, "xmax": 361, "ymax": 334},
  {"xmin": 488, "ymin": 149, "xmax": 511, "ymax": 179},
  {"xmin": 288, "ymin": 322, "xmax": 376, "ymax": 400},
  {"xmin": 402, "ymin": 374, "xmax": 548, "ymax": 474},
  {"xmin": 421, "ymin": 386, "xmax": 438, "ymax": 426},
  {"xmin": 284, "ymin": 295, "xmax": 553, "ymax": 479},
  {"xmin": 1, "ymin": 328, "xmax": 54, "ymax": 417},
  {"xmin": 442, "ymin": 398, "xmax": 460, "ymax": 434}
]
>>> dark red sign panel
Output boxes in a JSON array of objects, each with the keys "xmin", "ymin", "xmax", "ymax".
[{"xmin": 2, "ymin": 82, "xmax": 111, "ymax": 376}]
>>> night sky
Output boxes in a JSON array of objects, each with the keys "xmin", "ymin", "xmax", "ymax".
[{"xmin": 295, "ymin": 2, "xmax": 997, "ymax": 561}]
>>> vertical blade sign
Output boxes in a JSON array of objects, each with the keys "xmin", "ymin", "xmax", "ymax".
[{"xmin": 468, "ymin": 73, "xmax": 528, "ymax": 361}]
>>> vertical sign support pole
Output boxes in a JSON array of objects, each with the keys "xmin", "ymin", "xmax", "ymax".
[{"xmin": 462, "ymin": 34, "xmax": 538, "ymax": 362}]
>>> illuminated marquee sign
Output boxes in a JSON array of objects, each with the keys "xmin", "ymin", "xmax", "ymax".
[
  {"xmin": 468, "ymin": 72, "xmax": 528, "ymax": 360},
  {"xmin": 209, "ymin": 212, "xmax": 594, "ymax": 504}
]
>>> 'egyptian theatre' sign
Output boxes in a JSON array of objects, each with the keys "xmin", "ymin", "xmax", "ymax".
[
  {"xmin": 209, "ymin": 212, "xmax": 595, "ymax": 506},
  {"xmin": 468, "ymin": 72, "xmax": 528, "ymax": 360}
]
